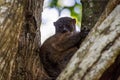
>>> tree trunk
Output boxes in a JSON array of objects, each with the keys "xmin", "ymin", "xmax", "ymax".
[
  {"xmin": 0, "ymin": 0, "xmax": 49, "ymax": 80},
  {"xmin": 1, "ymin": 0, "xmax": 120, "ymax": 80},
  {"xmin": 57, "ymin": 0, "xmax": 120, "ymax": 80},
  {"xmin": 0, "ymin": 0, "xmax": 24, "ymax": 79},
  {"xmin": 81, "ymin": 0, "xmax": 109, "ymax": 30}
]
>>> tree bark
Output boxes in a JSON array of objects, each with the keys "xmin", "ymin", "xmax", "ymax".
[
  {"xmin": 0, "ymin": 0, "xmax": 49, "ymax": 80},
  {"xmin": 81, "ymin": 0, "xmax": 109, "ymax": 30},
  {"xmin": 0, "ymin": 0, "xmax": 24, "ymax": 79},
  {"xmin": 57, "ymin": 1, "xmax": 120, "ymax": 80}
]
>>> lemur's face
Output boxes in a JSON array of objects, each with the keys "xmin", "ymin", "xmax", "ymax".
[{"xmin": 54, "ymin": 17, "xmax": 76, "ymax": 33}]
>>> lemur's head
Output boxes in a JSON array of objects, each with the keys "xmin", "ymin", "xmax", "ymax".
[{"xmin": 54, "ymin": 17, "xmax": 76, "ymax": 33}]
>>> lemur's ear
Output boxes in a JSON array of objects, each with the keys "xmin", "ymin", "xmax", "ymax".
[
  {"xmin": 54, "ymin": 22, "xmax": 59, "ymax": 30},
  {"xmin": 54, "ymin": 22, "xmax": 56, "ymax": 26},
  {"xmin": 72, "ymin": 19, "xmax": 76, "ymax": 23}
]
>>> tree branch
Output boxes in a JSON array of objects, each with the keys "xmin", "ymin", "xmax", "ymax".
[{"xmin": 57, "ymin": 4, "xmax": 120, "ymax": 80}]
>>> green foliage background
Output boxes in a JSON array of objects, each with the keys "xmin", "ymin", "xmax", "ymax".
[{"xmin": 46, "ymin": 0, "xmax": 82, "ymax": 26}]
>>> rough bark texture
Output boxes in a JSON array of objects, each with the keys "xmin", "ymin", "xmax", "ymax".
[
  {"xmin": 57, "ymin": 1, "xmax": 120, "ymax": 80},
  {"xmin": 0, "ymin": 0, "xmax": 24, "ymax": 80},
  {"xmin": 81, "ymin": 0, "xmax": 109, "ymax": 30},
  {"xmin": 0, "ymin": 0, "xmax": 49, "ymax": 80},
  {"xmin": 94, "ymin": 0, "xmax": 120, "ymax": 28},
  {"xmin": 100, "ymin": 54, "xmax": 120, "ymax": 80}
]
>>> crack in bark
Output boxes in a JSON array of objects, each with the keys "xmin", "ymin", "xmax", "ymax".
[{"xmin": 101, "ymin": 34, "xmax": 120, "ymax": 53}]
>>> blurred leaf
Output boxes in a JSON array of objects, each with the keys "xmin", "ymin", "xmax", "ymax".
[
  {"xmin": 49, "ymin": 0, "xmax": 58, "ymax": 7},
  {"xmin": 49, "ymin": 0, "xmax": 82, "ymax": 26}
]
